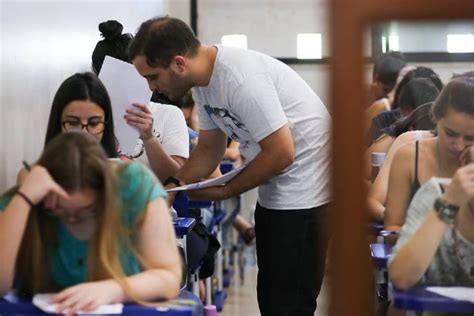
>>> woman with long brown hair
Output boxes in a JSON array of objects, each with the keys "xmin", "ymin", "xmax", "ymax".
[
  {"xmin": 0, "ymin": 132, "xmax": 181, "ymax": 315},
  {"xmin": 384, "ymin": 75, "xmax": 474, "ymax": 231}
]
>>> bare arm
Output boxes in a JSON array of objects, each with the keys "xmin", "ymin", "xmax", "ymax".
[
  {"xmin": 0, "ymin": 196, "xmax": 33, "ymax": 295},
  {"xmin": 50, "ymin": 198, "xmax": 182, "ymax": 314},
  {"xmin": 367, "ymin": 132, "xmax": 418, "ymax": 220},
  {"xmin": 174, "ymin": 128, "xmax": 228, "ymax": 183},
  {"xmin": 389, "ymin": 163, "xmax": 474, "ymax": 289},
  {"xmin": 384, "ymin": 144, "xmax": 415, "ymax": 231},
  {"xmin": 366, "ymin": 98, "xmax": 390, "ymax": 130},
  {"xmin": 121, "ymin": 198, "xmax": 182, "ymax": 300},
  {"xmin": 365, "ymin": 135, "xmax": 394, "ymax": 181},
  {"xmin": 0, "ymin": 166, "xmax": 69, "ymax": 296},
  {"xmin": 187, "ymin": 125, "xmax": 294, "ymax": 201},
  {"xmin": 389, "ymin": 210, "xmax": 447, "ymax": 289},
  {"xmin": 125, "ymin": 102, "xmax": 186, "ymax": 182},
  {"xmin": 142, "ymin": 137, "xmax": 185, "ymax": 181}
]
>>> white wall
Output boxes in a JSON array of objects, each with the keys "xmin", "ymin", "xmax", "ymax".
[
  {"xmin": 2, "ymin": 1, "xmax": 474, "ymax": 192},
  {"xmin": 197, "ymin": 0, "xmax": 330, "ymax": 58},
  {"xmin": 0, "ymin": 0, "xmax": 169, "ymax": 191},
  {"xmin": 390, "ymin": 21, "xmax": 474, "ymax": 52}
]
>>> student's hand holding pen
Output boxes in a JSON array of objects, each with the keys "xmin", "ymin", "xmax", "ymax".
[{"xmin": 17, "ymin": 161, "xmax": 69, "ymax": 208}]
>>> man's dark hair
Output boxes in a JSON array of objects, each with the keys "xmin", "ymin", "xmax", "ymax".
[
  {"xmin": 373, "ymin": 51, "xmax": 406, "ymax": 89},
  {"xmin": 128, "ymin": 16, "xmax": 201, "ymax": 68}
]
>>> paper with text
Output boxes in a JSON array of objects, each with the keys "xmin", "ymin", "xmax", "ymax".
[
  {"xmin": 98, "ymin": 56, "xmax": 152, "ymax": 154},
  {"xmin": 167, "ymin": 164, "xmax": 247, "ymax": 192}
]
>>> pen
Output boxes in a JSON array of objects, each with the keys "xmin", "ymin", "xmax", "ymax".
[{"xmin": 22, "ymin": 161, "xmax": 31, "ymax": 172}]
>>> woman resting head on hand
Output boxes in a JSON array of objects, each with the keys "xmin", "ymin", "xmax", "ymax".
[{"xmin": 0, "ymin": 132, "xmax": 181, "ymax": 315}]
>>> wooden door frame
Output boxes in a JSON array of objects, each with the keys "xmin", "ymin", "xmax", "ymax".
[{"xmin": 329, "ymin": 0, "xmax": 474, "ymax": 315}]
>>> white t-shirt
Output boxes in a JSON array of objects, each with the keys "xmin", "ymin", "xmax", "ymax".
[
  {"xmin": 193, "ymin": 45, "xmax": 331, "ymax": 209},
  {"xmin": 130, "ymin": 102, "xmax": 189, "ymax": 165}
]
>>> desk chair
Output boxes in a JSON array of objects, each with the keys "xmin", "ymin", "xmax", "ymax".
[
  {"xmin": 370, "ymin": 243, "xmax": 393, "ymax": 304},
  {"xmin": 173, "ymin": 193, "xmax": 216, "ymax": 304},
  {"xmin": 369, "ymin": 230, "xmax": 398, "ymax": 316}
]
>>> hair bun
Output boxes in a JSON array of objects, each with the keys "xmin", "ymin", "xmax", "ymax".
[{"xmin": 99, "ymin": 20, "xmax": 124, "ymax": 40}]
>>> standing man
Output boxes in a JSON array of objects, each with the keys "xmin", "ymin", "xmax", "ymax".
[{"xmin": 129, "ymin": 17, "xmax": 331, "ymax": 316}]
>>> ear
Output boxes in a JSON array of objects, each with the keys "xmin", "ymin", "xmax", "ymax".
[{"xmin": 173, "ymin": 56, "xmax": 187, "ymax": 72}]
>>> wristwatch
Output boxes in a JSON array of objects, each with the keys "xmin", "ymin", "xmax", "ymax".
[
  {"xmin": 164, "ymin": 176, "xmax": 181, "ymax": 187},
  {"xmin": 433, "ymin": 197, "xmax": 460, "ymax": 224}
]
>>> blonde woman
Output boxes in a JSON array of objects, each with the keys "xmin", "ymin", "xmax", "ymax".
[{"xmin": 0, "ymin": 132, "xmax": 181, "ymax": 315}]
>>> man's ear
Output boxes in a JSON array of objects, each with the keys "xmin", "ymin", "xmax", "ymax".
[{"xmin": 173, "ymin": 56, "xmax": 187, "ymax": 72}]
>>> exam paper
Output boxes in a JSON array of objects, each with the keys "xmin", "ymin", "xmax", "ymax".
[
  {"xmin": 167, "ymin": 164, "xmax": 247, "ymax": 192},
  {"xmin": 98, "ymin": 56, "xmax": 152, "ymax": 154},
  {"xmin": 426, "ymin": 286, "xmax": 474, "ymax": 303},
  {"xmin": 33, "ymin": 294, "xmax": 123, "ymax": 314}
]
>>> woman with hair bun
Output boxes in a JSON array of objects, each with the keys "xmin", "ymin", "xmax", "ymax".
[
  {"xmin": 92, "ymin": 20, "xmax": 133, "ymax": 74},
  {"xmin": 91, "ymin": 20, "xmax": 189, "ymax": 183}
]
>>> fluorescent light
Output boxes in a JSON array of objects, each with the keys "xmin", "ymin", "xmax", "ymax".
[
  {"xmin": 447, "ymin": 34, "xmax": 474, "ymax": 53},
  {"xmin": 297, "ymin": 33, "xmax": 322, "ymax": 59},
  {"xmin": 388, "ymin": 35, "xmax": 399, "ymax": 51},
  {"xmin": 221, "ymin": 34, "xmax": 248, "ymax": 50}
]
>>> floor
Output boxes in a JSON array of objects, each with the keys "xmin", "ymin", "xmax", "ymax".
[{"xmin": 218, "ymin": 252, "xmax": 330, "ymax": 316}]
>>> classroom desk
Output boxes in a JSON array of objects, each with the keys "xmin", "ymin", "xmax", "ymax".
[
  {"xmin": 369, "ymin": 220, "xmax": 384, "ymax": 236},
  {"xmin": 174, "ymin": 217, "xmax": 196, "ymax": 238},
  {"xmin": 392, "ymin": 286, "xmax": 474, "ymax": 314},
  {"xmin": 369, "ymin": 243, "xmax": 392, "ymax": 269},
  {"xmin": 173, "ymin": 193, "xmax": 212, "ymax": 218},
  {"xmin": 0, "ymin": 298, "xmax": 195, "ymax": 315}
]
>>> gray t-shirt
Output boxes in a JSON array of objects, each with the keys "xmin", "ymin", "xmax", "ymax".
[
  {"xmin": 390, "ymin": 177, "xmax": 474, "ymax": 286},
  {"xmin": 193, "ymin": 45, "xmax": 331, "ymax": 209}
]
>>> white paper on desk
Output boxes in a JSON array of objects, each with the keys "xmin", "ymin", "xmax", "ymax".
[
  {"xmin": 426, "ymin": 287, "xmax": 474, "ymax": 303},
  {"xmin": 167, "ymin": 164, "xmax": 247, "ymax": 192},
  {"xmin": 98, "ymin": 56, "xmax": 152, "ymax": 154},
  {"xmin": 33, "ymin": 294, "xmax": 123, "ymax": 314}
]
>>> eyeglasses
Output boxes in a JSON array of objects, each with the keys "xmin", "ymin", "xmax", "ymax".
[
  {"xmin": 40, "ymin": 204, "xmax": 97, "ymax": 222},
  {"xmin": 62, "ymin": 119, "xmax": 106, "ymax": 135}
]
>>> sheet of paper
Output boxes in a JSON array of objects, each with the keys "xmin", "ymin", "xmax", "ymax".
[
  {"xmin": 167, "ymin": 164, "xmax": 247, "ymax": 192},
  {"xmin": 98, "ymin": 56, "xmax": 152, "ymax": 154},
  {"xmin": 3, "ymin": 290, "xmax": 19, "ymax": 303},
  {"xmin": 33, "ymin": 294, "xmax": 123, "ymax": 314},
  {"xmin": 426, "ymin": 286, "xmax": 474, "ymax": 303}
]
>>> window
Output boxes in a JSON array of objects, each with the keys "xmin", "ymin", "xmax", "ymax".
[
  {"xmin": 447, "ymin": 34, "xmax": 474, "ymax": 53},
  {"xmin": 297, "ymin": 33, "xmax": 322, "ymax": 59},
  {"xmin": 221, "ymin": 34, "xmax": 248, "ymax": 49}
]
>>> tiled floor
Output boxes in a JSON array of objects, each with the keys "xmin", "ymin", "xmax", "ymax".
[{"xmin": 219, "ymin": 264, "xmax": 330, "ymax": 316}]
